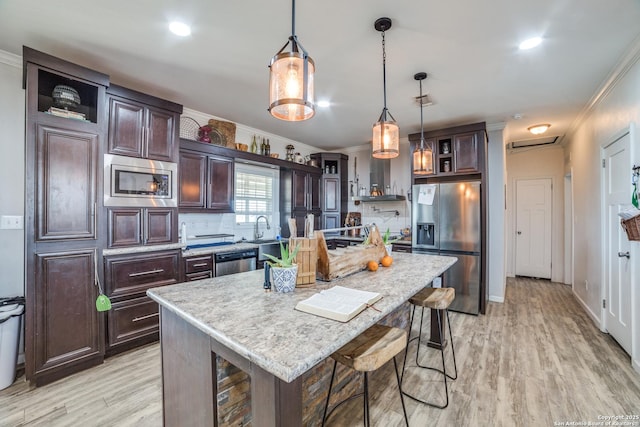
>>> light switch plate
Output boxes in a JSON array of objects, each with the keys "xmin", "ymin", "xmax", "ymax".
[{"xmin": 0, "ymin": 215, "xmax": 24, "ymax": 229}]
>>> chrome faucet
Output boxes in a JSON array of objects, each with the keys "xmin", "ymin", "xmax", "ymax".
[{"xmin": 254, "ymin": 215, "xmax": 271, "ymax": 240}]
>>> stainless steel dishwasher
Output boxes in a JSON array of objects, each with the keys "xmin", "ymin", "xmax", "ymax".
[{"xmin": 214, "ymin": 249, "xmax": 257, "ymax": 277}]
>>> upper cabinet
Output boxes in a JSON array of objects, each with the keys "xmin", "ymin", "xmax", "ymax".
[
  {"xmin": 179, "ymin": 144, "xmax": 234, "ymax": 213},
  {"xmin": 409, "ymin": 122, "xmax": 486, "ymax": 181},
  {"xmin": 107, "ymin": 84, "xmax": 182, "ymax": 162},
  {"xmin": 310, "ymin": 153, "xmax": 348, "ymax": 234}
]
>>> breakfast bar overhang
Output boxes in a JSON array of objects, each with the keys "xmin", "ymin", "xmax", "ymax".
[{"xmin": 147, "ymin": 252, "xmax": 457, "ymax": 426}]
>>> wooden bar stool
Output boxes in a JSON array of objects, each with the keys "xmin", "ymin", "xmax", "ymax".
[
  {"xmin": 401, "ymin": 287, "xmax": 458, "ymax": 409},
  {"xmin": 322, "ymin": 324, "xmax": 409, "ymax": 427}
]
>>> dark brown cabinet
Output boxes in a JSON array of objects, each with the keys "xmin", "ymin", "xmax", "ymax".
[
  {"xmin": 24, "ymin": 47, "xmax": 109, "ymax": 385},
  {"xmin": 282, "ymin": 169, "xmax": 321, "ymax": 237},
  {"xmin": 104, "ymin": 249, "xmax": 180, "ymax": 353},
  {"xmin": 311, "ymin": 153, "xmax": 348, "ymax": 235},
  {"xmin": 409, "ymin": 122, "xmax": 486, "ymax": 180},
  {"xmin": 179, "ymin": 149, "xmax": 234, "ymax": 213},
  {"xmin": 107, "ymin": 84, "xmax": 182, "ymax": 162},
  {"xmin": 183, "ymin": 254, "xmax": 214, "ymax": 281},
  {"xmin": 107, "ymin": 208, "xmax": 176, "ymax": 248}
]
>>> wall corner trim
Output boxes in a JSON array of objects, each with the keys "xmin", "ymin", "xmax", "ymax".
[{"xmin": 0, "ymin": 49, "xmax": 21, "ymax": 68}]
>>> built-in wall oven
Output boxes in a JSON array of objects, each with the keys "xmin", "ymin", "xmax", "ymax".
[
  {"xmin": 104, "ymin": 154, "xmax": 177, "ymax": 207},
  {"xmin": 214, "ymin": 249, "xmax": 258, "ymax": 277}
]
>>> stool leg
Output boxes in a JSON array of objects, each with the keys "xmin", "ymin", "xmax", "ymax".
[
  {"xmin": 400, "ymin": 305, "xmax": 417, "ymax": 384},
  {"xmin": 446, "ymin": 309, "xmax": 458, "ymax": 381},
  {"xmin": 435, "ymin": 308, "xmax": 449, "ymax": 409},
  {"xmin": 363, "ymin": 372, "xmax": 370, "ymax": 427},
  {"xmin": 393, "ymin": 356, "xmax": 410, "ymax": 427},
  {"xmin": 322, "ymin": 360, "xmax": 338, "ymax": 427},
  {"xmin": 415, "ymin": 307, "xmax": 426, "ymax": 366}
]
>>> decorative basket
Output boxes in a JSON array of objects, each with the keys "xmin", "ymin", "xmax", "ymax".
[
  {"xmin": 621, "ymin": 215, "xmax": 640, "ymax": 241},
  {"xmin": 179, "ymin": 116, "xmax": 200, "ymax": 141}
]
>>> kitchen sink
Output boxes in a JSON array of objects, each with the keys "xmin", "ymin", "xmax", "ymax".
[{"xmin": 244, "ymin": 239, "xmax": 288, "ymax": 261}]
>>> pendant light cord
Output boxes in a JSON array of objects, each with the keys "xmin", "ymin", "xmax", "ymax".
[
  {"xmin": 381, "ymin": 29, "xmax": 388, "ymax": 120},
  {"xmin": 419, "ymin": 78, "xmax": 425, "ymax": 149},
  {"xmin": 291, "ymin": 0, "xmax": 296, "ymax": 38}
]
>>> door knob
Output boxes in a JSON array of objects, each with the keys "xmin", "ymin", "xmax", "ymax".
[
  {"xmin": 517, "ymin": 231, "xmax": 522, "ymax": 235},
  {"xmin": 618, "ymin": 251, "xmax": 630, "ymax": 259}
]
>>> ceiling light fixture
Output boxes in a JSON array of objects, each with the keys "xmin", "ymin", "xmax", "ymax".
[
  {"xmin": 372, "ymin": 17, "xmax": 399, "ymax": 159},
  {"xmin": 413, "ymin": 72, "xmax": 433, "ymax": 176},
  {"xmin": 528, "ymin": 123, "xmax": 551, "ymax": 135},
  {"xmin": 169, "ymin": 21, "xmax": 191, "ymax": 37},
  {"xmin": 268, "ymin": 0, "xmax": 315, "ymax": 121},
  {"xmin": 519, "ymin": 37, "xmax": 542, "ymax": 50}
]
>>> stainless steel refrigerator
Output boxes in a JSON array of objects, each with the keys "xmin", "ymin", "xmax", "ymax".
[{"xmin": 412, "ymin": 182, "xmax": 482, "ymax": 315}]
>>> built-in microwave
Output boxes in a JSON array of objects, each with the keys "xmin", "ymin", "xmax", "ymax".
[{"xmin": 104, "ymin": 154, "xmax": 177, "ymax": 207}]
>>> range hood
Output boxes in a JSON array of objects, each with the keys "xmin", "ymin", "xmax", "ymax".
[{"xmin": 352, "ymin": 156, "xmax": 405, "ymax": 203}]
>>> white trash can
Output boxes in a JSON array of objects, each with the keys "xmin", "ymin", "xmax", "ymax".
[{"xmin": 0, "ymin": 300, "xmax": 24, "ymax": 390}]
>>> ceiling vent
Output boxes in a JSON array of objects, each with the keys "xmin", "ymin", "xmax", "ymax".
[{"xmin": 509, "ymin": 135, "xmax": 560, "ymax": 149}]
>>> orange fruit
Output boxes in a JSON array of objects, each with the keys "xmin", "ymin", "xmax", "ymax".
[
  {"xmin": 367, "ymin": 260, "xmax": 379, "ymax": 271},
  {"xmin": 381, "ymin": 255, "xmax": 393, "ymax": 267}
]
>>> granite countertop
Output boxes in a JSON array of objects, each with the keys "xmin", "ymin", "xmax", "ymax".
[
  {"xmin": 147, "ymin": 252, "xmax": 456, "ymax": 383},
  {"xmin": 181, "ymin": 242, "xmax": 260, "ymax": 257}
]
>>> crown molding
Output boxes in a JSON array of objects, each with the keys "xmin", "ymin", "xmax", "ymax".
[
  {"xmin": 565, "ymin": 33, "xmax": 640, "ymax": 141},
  {"xmin": 0, "ymin": 49, "xmax": 21, "ymax": 68}
]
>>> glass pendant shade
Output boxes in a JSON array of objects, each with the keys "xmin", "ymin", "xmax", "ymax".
[
  {"xmin": 372, "ymin": 119, "xmax": 399, "ymax": 159},
  {"xmin": 269, "ymin": 50, "xmax": 315, "ymax": 121},
  {"xmin": 413, "ymin": 142, "xmax": 433, "ymax": 175}
]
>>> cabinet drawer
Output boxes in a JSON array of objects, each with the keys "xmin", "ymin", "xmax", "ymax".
[
  {"xmin": 107, "ymin": 296, "xmax": 159, "ymax": 348},
  {"xmin": 105, "ymin": 250, "xmax": 180, "ymax": 299},
  {"xmin": 185, "ymin": 255, "xmax": 213, "ymax": 273},
  {"xmin": 392, "ymin": 244, "xmax": 412, "ymax": 253},
  {"xmin": 186, "ymin": 271, "xmax": 213, "ymax": 281}
]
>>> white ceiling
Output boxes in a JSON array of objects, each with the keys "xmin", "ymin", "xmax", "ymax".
[{"xmin": 2, "ymin": 0, "xmax": 640, "ymax": 150}]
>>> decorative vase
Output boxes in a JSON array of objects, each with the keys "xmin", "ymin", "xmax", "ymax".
[
  {"xmin": 385, "ymin": 244, "xmax": 393, "ymax": 256},
  {"xmin": 271, "ymin": 265, "xmax": 298, "ymax": 293}
]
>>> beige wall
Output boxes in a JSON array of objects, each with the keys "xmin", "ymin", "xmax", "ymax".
[
  {"xmin": 506, "ymin": 145, "xmax": 566, "ymax": 283},
  {"xmin": 564, "ymin": 45, "xmax": 640, "ymax": 370},
  {"xmin": 0, "ymin": 52, "xmax": 25, "ymax": 298}
]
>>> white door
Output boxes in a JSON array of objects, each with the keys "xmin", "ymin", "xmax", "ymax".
[
  {"xmin": 515, "ymin": 178, "xmax": 552, "ymax": 279},
  {"xmin": 603, "ymin": 132, "xmax": 632, "ymax": 354}
]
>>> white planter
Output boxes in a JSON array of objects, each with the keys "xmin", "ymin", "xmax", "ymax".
[
  {"xmin": 385, "ymin": 244, "xmax": 393, "ymax": 256},
  {"xmin": 271, "ymin": 265, "xmax": 298, "ymax": 293}
]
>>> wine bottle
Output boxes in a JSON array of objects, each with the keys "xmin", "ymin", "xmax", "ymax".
[
  {"xmin": 251, "ymin": 135, "xmax": 257, "ymax": 153},
  {"xmin": 266, "ymin": 139, "xmax": 271, "ymax": 156},
  {"xmin": 260, "ymin": 138, "xmax": 266, "ymax": 155}
]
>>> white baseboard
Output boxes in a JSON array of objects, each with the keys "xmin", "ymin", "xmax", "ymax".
[
  {"xmin": 573, "ymin": 290, "xmax": 601, "ymax": 327},
  {"xmin": 489, "ymin": 295, "xmax": 505, "ymax": 303}
]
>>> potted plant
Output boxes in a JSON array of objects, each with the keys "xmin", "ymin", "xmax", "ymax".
[
  {"xmin": 264, "ymin": 241, "xmax": 301, "ymax": 293},
  {"xmin": 382, "ymin": 228, "xmax": 399, "ymax": 256}
]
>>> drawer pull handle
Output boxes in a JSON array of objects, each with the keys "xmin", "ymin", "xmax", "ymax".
[
  {"xmin": 192, "ymin": 263, "xmax": 209, "ymax": 267},
  {"xmin": 132, "ymin": 312, "xmax": 159, "ymax": 322},
  {"xmin": 129, "ymin": 268, "xmax": 164, "ymax": 277}
]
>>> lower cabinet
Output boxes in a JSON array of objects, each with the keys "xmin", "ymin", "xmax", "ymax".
[
  {"xmin": 28, "ymin": 249, "xmax": 104, "ymax": 385},
  {"xmin": 391, "ymin": 243, "xmax": 412, "ymax": 253},
  {"xmin": 104, "ymin": 249, "xmax": 180, "ymax": 354},
  {"xmin": 183, "ymin": 254, "xmax": 214, "ymax": 281}
]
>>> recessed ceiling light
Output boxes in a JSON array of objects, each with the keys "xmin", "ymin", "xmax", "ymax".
[
  {"xmin": 519, "ymin": 37, "xmax": 542, "ymax": 50},
  {"xmin": 528, "ymin": 124, "xmax": 551, "ymax": 135},
  {"xmin": 169, "ymin": 21, "xmax": 191, "ymax": 37},
  {"xmin": 316, "ymin": 100, "xmax": 331, "ymax": 108}
]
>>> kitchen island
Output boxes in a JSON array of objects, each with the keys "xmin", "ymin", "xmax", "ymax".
[{"xmin": 147, "ymin": 252, "xmax": 456, "ymax": 426}]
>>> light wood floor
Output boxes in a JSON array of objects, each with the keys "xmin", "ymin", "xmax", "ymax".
[{"xmin": 2, "ymin": 277, "xmax": 640, "ymax": 426}]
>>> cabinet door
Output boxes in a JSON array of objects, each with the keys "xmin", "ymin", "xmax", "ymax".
[
  {"xmin": 146, "ymin": 106, "xmax": 176, "ymax": 161},
  {"xmin": 32, "ymin": 249, "xmax": 103, "ymax": 378},
  {"xmin": 323, "ymin": 213, "xmax": 341, "ymax": 231},
  {"xmin": 36, "ymin": 124, "xmax": 98, "ymax": 241},
  {"xmin": 309, "ymin": 173, "xmax": 321, "ymax": 211},
  {"xmin": 207, "ymin": 156, "xmax": 234, "ymax": 212},
  {"xmin": 146, "ymin": 208, "xmax": 175, "ymax": 245},
  {"xmin": 454, "ymin": 132, "xmax": 479, "ymax": 173},
  {"xmin": 108, "ymin": 208, "xmax": 142, "ymax": 248},
  {"xmin": 179, "ymin": 150, "xmax": 207, "ymax": 209},
  {"xmin": 323, "ymin": 177, "xmax": 339, "ymax": 212},
  {"xmin": 291, "ymin": 170, "xmax": 308, "ymax": 211},
  {"xmin": 108, "ymin": 96, "xmax": 144, "ymax": 158}
]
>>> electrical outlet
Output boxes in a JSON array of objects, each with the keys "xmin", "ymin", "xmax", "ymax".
[
  {"xmin": 432, "ymin": 277, "xmax": 442, "ymax": 288},
  {"xmin": 0, "ymin": 215, "xmax": 24, "ymax": 229}
]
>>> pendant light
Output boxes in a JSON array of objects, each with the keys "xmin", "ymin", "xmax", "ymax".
[
  {"xmin": 372, "ymin": 17, "xmax": 399, "ymax": 159},
  {"xmin": 268, "ymin": 0, "xmax": 315, "ymax": 121},
  {"xmin": 413, "ymin": 72, "xmax": 434, "ymax": 175}
]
